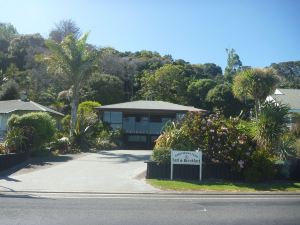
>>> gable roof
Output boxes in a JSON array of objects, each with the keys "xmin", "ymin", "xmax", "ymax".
[
  {"xmin": 270, "ymin": 89, "xmax": 300, "ymax": 111},
  {"xmin": 0, "ymin": 99, "xmax": 64, "ymax": 116},
  {"xmin": 95, "ymin": 100, "xmax": 206, "ymax": 113}
]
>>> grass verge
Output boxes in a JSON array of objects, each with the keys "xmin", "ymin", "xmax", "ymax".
[{"xmin": 147, "ymin": 179, "xmax": 300, "ymax": 192}]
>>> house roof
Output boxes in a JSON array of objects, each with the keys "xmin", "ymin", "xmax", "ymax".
[
  {"xmin": 270, "ymin": 89, "xmax": 300, "ymax": 111},
  {"xmin": 0, "ymin": 99, "xmax": 64, "ymax": 116},
  {"xmin": 95, "ymin": 100, "xmax": 206, "ymax": 113}
]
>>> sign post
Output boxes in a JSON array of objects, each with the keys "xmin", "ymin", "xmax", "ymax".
[{"xmin": 170, "ymin": 150, "xmax": 202, "ymax": 181}]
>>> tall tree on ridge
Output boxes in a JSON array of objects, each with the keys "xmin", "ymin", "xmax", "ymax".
[
  {"xmin": 49, "ymin": 19, "xmax": 81, "ymax": 43},
  {"xmin": 224, "ymin": 48, "xmax": 242, "ymax": 82}
]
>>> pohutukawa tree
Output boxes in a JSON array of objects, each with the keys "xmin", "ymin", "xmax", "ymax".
[
  {"xmin": 232, "ymin": 68, "xmax": 279, "ymax": 120},
  {"xmin": 40, "ymin": 33, "xmax": 98, "ymax": 135}
]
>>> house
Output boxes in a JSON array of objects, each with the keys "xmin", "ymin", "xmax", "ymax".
[
  {"xmin": 266, "ymin": 89, "xmax": 300, "ymax": 113},
  {"xmin": 95, "ymin": 100, "xmax": 206, "ymax": 148},
  {"xmin": 0, "ymin": 99, "xmax": 64, "ymax": 138},
  {"xmin": 266, "ymin": 88, "xmax": 300, "ymax": 127}
]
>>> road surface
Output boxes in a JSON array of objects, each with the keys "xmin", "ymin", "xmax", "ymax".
[{"xmin": 0, "ymin": 193, "xmax": 299, "ymax": 225}]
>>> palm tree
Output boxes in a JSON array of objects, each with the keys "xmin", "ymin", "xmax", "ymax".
[
  {"xmin": 253, "ymin": 101, "xmax": 290, "ymax": 155},
  {"xmin": 232, "ymin": 68, "xmax": 279, "ymax": 120},
  {"xmin": 41, "ymin": 33, "xmax": 97, "ymax": 135}
]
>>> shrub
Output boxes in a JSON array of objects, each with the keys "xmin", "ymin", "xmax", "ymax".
[
  {"xmin": 151, "ymin": 148, "xmax": 171, "ymax": 164},
  {"xmin": 0, "ymin": 80, "xmax": 20, "ymax": 100},
  {"xmin": 153, "ymin": 112, "xmax": 255, "ymax": 171},
  {"xmin": 5, "ymin": 127, "xmax": 27, "ymax": 153},
  {"xmin": 0, "ymin": 143, "xmax": 8, "ymax": 154},
  {"xmin": 7, "ymin": 112, "xmax": 56, "ymax": 153},
  {"xmin": 50, "ymin": 137, "xmax": 71, "ymax": 154},
  {"xmin": 77, "ymin": 101, "xmax": 101, "ymax": 115},
  {"xmin": 253, "ymin": 102, "xmax": 290, "ymax": 156},
  {"xmin": 95, "ymin": 129, "xmax": 123, "ymax": 150},
  {"xmin": 61, "ymin": 114, "xmax": 71, "ymax": 133},
  {"xmin": 245, "ymin": 150, "xmax": 276, "ymax": 182}
]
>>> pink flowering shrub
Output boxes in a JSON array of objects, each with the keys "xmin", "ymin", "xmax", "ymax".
[{"xmin": 153, "ymin": 112, "xmax": 256, "ymax": 171}]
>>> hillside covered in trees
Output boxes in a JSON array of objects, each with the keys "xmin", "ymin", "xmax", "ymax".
[{"xmin": 0, "ymin": 20, "xmax": 299, "ymax": 118}]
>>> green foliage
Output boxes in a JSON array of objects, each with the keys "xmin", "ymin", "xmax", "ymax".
[
  {"xmin": 206, "ymin": 83, "xmax": 243, "ymax": 117},
  {"xmin": 49, "ymin": 19, "xmax": 81, "ymax": 43},
  {"xmin": 233, "ymin": 68, "xmax": 279, "ymax": 119},
  {"xmin": 5, "ymin": 127, "xmax": 27, "ymax": 153},
  {"xmin": 277, "ymin": 134, "xmax": 297, "ymax": 160},
  {"xmin": 140, "ymin": 64, "xmax": 189, "ymax": 104},
  {"xmin": 152, "ymin": 148, "xmax": 171, "ymax": 165},
  {"xmin": 0, "ymin": 143, "xmax": 8, "ymax": 154},
  {"xmin": 7, "ymin": 112, "xmax": 56, "ymax": 152},
  {"xmin": 187, "ymin": 79, "xmax": 216, "ymax": 108},
  {"xmin": 0, "ymin": 80, "xmax": 20, "ymax": 100},
  {"xmin": 153, "ymin": 112, "xmax": 255, "ymax": 170},
  {"xmin": 253, "ymin": 102, "xmax": 290, "ymax": 156},
  {"xmin": 95, "ymin": 129, "xmax": 123, "ymax": 150},
  {"xmin": 41, "ymin": 32, "xmax": 98, "ymax": 135},
  {"xmin": 224, "ymin": 48, "xmax": 242, "ymax": 82},
  {"xmin": 245, "ymin": 150, "xmax": 276, "ymax": 182},
  {"xmin": 50, "ymin": 137, "xmax": 73, "ymax": 154},
  {"xmin": 291, "ymin": 113, "xmax": 300, "ymax": 137},
  {"xmin": 61, "ymin": 115, "xmax": 71, "ymax": 133},
  {"xmin": 71, "ymin": 111, "xmax": 98, "ymax": 151},
  {"xmin": 78, "ymin": 101, "xmax": 101, "ymax": 115},
  {"xmin": 270, "ymin": 61, "xmax": 300, "ymax": 88},
  {"xmin": 0, "ymin": 23, "xmax": 18, "ymax": 41},
  {"xmin": 83, "ymin": 73, "xmax": 125, "ymax": 105}
]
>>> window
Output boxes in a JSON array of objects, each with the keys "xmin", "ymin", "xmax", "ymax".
[
  {"xmin": 103, "ymin": 112, "xmax": 111, "ymax": 123},
  {"xmin": 102, "ymin": 111, "xmax": 122, "ymax": 129}
]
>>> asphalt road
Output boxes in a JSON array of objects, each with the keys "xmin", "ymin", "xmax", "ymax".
[{"xmin": 0, "ymin": 193, "xmax": 299, "ymax": 225}]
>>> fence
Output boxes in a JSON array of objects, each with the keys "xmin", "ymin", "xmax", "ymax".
[
  {"xmin": 146, "ymin": 161, "xmax": 243, "ymax": 180},
  {"xmin": 146, "ymin": 159, "xmax": 300, "ymax": 181}
]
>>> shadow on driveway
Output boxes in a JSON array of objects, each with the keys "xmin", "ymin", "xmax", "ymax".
[
  {"xmin": 98, "ymin": 151, "xmax": 151, "ymax": 163},
  {"xmin": 0, "ymin": 155, "xmax": 74, "ymax": 182}
]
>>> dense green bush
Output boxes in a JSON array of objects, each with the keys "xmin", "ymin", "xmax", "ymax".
[
  {"xmin": 95, "ymin": 129, "xmax": 123, "ymax": 150},
  {"xmin": 153, "ymin": 112, "xmax": 255, "ymax": 171},
  {"xmin": 5, "ymin": 127, "xmax": 27, "ymax": 153},
  {"xmin": 50, "ymin": 137, "xmax": 71, "ymax": 154},
  {"xmin": 244, "ymin": 150, "xmax": 276, "ymax": 182},
  {"xmin": 61, "ymin": 114, "xmax": 71, "ymax": 133},
  {"xmin": 253, "ymin": 102, "xmax": 290, "ymax": 155},
  {"xmin": 7, "ymin": 112, "xmax": 56, "ymax": 153},
  {"xmin": 77, "ymin": 101, "xmax": 101, "ymax": 115}
]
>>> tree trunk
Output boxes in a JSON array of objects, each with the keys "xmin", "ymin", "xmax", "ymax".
[
  {"xmin": 70, "ymin": 86, "xmax": 79, "ymax": 136},
  {"xmin": 254, "ymin": 99, "xmax": 259, "ymax": 121}
]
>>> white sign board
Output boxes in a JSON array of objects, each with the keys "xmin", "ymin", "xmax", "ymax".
[{"xmin": 170, "ymin": 150, "xmax": 202, "ymax": 181}]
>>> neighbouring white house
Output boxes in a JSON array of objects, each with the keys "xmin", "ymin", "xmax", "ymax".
[
  {"xmin": 266, "ymin": 88, "xmax": 300, "ymax": 127},
  {"xmin": 266, "ymin": 89, "xmax": 300, "ymax": 113},
  {"xmin": 0, "ymin": 99, "xmax": 64, "ymax": 138}
]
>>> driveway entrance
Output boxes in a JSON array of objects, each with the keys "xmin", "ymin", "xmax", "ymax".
[{"xmin": 0, "ymin": 150, "xmax": 158, "ymax": 193}]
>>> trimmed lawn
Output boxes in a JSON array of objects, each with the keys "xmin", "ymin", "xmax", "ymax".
[{"xmin": 147, "ymin": 179, "xmax": 300, "ymax": 192}]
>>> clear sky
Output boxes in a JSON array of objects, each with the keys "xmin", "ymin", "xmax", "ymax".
[{"xmin": 1, "ymin": 0, "xmax": 299, "ymax": 69}]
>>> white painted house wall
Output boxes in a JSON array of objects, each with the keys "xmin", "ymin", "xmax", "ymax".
[{"xmin": 0, "ymin": 113, "xmax": 10, "ymax": 136}]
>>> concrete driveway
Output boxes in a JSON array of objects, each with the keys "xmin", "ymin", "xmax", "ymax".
[{"xmin": 0, "ymin": 150, "xmax": 158, "ymax": 193}]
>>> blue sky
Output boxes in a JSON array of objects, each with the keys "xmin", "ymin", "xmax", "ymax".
[{"xmin": 1, "ymin": 0, "xmax": 299, "ymax": 69}]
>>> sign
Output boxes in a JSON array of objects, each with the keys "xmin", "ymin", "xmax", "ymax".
[{"xmin": 170, "ymin": 150, "xmax": 202, "ymax": 181}]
